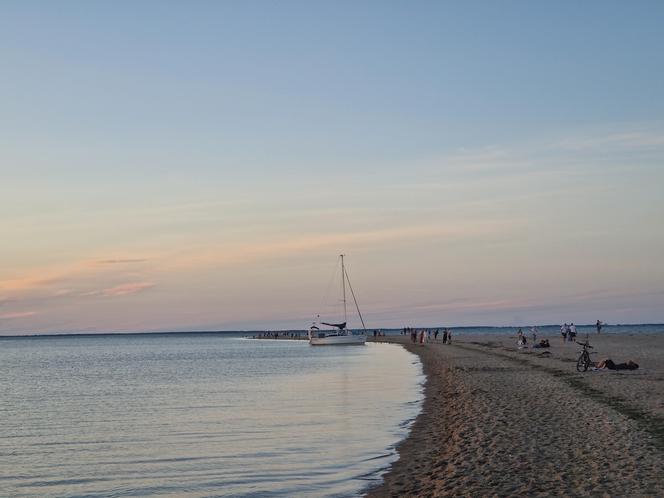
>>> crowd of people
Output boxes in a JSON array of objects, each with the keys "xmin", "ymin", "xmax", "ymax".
[
  {"xmin": 516, "ymin": 327, "xmax": 550, "ymax": 349},
  {"xmin": 560, "ymin": 323, "xmax": 578, "ymax": 343},
  {"xmin": 559, "ymin": 320, "xmax": 604, "ymax": 342},
  {"xmin": 254, "ymin": 331, "xmax": 304, "ymax": 339},
  {"xmin": 402, "ymin": 327, "xmax": 452, "ymax": 345}
]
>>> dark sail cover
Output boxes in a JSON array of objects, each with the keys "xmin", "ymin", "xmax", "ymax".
[{"xmin": 322, "ymin": 322, "xmax": 346, "ymax": 330}]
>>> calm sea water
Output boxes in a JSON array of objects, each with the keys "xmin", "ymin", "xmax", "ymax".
[{"xmin": 0, "ymin": 335, "xmax": 423, "ymax": 497}]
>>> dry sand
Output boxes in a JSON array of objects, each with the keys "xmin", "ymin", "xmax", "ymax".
[{"xmin": 366, "ymin": 332, "xmax": 664, "ymax": 497}]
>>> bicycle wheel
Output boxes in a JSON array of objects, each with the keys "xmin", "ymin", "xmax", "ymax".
[
  {"xmin": 583, "ymin": 353, "xmax": 591, "ymax": 371},
  {"xmin": 576, "ymin": 353, "xmax": 589, "ymax": 372}
]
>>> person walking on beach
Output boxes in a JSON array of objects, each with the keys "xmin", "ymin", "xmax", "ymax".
[
  {"xmin": 447, "ymin": 329, "xmax": 452, "ymax": 344},
  {"xmin": 569, "ymin": 323, "xmax": 577, "ymax": 342},
  {"xmin": 596, "ymin": 320, "xmax": 603, "ymax": 334},
  {"xmin": 442, "ymin": 329, "xmax": 448, "ymax": 344},
  {"xmin": 561, "ymin": 323, "xmax": 568, "ymax": 343}
]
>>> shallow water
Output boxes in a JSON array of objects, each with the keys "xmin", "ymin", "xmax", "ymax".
[{"xmin": 0, "ymin": 335, "xmax": 423, "ymax": 497}]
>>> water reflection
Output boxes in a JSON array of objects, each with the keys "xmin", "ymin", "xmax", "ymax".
[{"xmin": 1, "ymin": 335, "xmax": 423, "ymax": 497}]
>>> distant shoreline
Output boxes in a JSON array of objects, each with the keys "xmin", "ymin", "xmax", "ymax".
[
  {"xmin": 0, "ymin": 330, "xmax": 250, "ymax": 339},
  {"xmin": 2, "ymin": 323, "xmax": 663, "ymax": 339}
]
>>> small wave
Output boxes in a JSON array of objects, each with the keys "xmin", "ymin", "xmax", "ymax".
[
  {"xmin": 398, "ymin": 416, "xmax": 417, "ymax": 428},
  {"xmin": 360, "ymin": 452, "xmax": 393, "ymax": 462},
  {"xmin": 17, "ymin": 476, "xmax": 115, "ymax": 488}
]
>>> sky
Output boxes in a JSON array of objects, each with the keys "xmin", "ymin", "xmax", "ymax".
[{"xmin": 1, "ymin": 1, "xmax": 663, "ymax": 334}]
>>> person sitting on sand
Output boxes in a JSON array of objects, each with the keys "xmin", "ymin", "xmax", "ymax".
[
  {"xmin": 517, "ymin": 329, "xmax": 528, "ymax": 347},
  {"xmin": 533, "ymin": 339, "xmax": 550, "ymax": 348},
  {"xmin": 595, "ymin": 359, "xmax": 639, "ymax": 371}
]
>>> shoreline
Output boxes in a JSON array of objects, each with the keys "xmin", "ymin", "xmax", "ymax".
[{"xmin": 365, "ymin": 334, "xmax": 664, "ymax": 497}]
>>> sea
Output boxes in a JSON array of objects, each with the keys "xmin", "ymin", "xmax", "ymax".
[{"xmin": 0, "ymin": 334, "xmax": 424, "ymax": 497}]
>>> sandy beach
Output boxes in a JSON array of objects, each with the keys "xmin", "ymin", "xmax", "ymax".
[{"xmin": 366, "ymin": 332, "xmax": 664, "ymax": 497}]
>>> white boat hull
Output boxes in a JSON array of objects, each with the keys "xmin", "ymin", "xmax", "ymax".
[{"xmin": 309, "ymin": 332, "xmax": 366, "ymax": 345}]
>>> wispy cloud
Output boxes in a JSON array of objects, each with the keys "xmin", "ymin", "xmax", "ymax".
[
  {"xmin": 82, "ymin": 282, "xmax": 155, "ymax": 297},
  {"xmin": 0, "ymin": 256, "xmax": 152, "ymax": 294},
  {"xmin": 0, "ymin": 311, "xmax": 37, "ymax": 320},
  {"xmin": 53, "ymin": 289, "xmax": 74, "ymax": 297},
  {"xmin": 379, "ymin": 297, "xmax": 539, "ymax": 316},
  {"xmin": 96, "ymin": 258, "xmax": 148, "ymax": 265},
  {"xmin": 164, "ymin": 221, "xmax": 516, "ymax": 272},
  {"xmin": 0, "ymin": 261, "xmax": 92, "ymax": 293},
  {"xmin": 556, "ymin": 131, "xmax": 664, "ymax": 151}
]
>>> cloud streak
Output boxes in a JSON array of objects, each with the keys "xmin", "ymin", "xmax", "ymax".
[
  {"xmin": 161, "ymin": 220, "xmax": 518, "ymax": 273},
  {"xmin": 0, "ymin": 256, "xmax": 152, "ymax": 294},
  {"xmin": 82, "ymin": 282, "xmax": 155, "ymax": 297},
  {"xmin": 556, "ymin": 131, "xmax": 664, "ymax": 151},
  {"xmin": 0, "ymin": 311, "xmax": 37, "ymax": 320},
  {"xmin": 96, "ymin": 258, "xmax": 149, "ymax": 265}
]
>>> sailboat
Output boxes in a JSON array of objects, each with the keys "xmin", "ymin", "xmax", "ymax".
[{"xmin": 308, "ymin": 255, "xmax": 367, "ymax": 345}]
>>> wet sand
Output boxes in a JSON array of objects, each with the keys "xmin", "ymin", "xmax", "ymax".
[{"xmin": 366, "ymin": 333, "xmax": 664, "ymax": 497}]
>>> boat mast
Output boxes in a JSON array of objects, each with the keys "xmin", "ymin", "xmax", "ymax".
[{"xmin": 341, "ymin": 254, "xmax": 347, "ymax": 325}]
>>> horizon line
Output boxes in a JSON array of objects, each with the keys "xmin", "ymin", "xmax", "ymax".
[{"xmin": 1, "ymin": 322, "xmax": 663, "ymax": 339}]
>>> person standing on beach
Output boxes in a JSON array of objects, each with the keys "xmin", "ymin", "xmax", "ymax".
[
  {"xmin": 561, "ymin": 323, "xmax": 568, "ymax": 343},
  {"xmin": 442, "ymin": 329, "xmax": 448, "ymax": 344},
  {"xmin": 596, "ymin": 320, "xmax": 603, "ymax": 334},
  {"xmin": 447, "ymin": 329, "xmax": 452, "ymax": 343},
  {"xmin": 569, "ymin": 323, "xmax": 577, "ymax": 342}
]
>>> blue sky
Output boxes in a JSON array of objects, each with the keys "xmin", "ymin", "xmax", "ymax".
[{"xmin": 1, "ymin": 1, "xmax": 663, "ymax": 333}]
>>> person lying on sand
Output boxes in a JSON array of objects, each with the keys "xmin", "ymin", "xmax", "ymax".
[
  {"xmin": 533, "ymin": 339, "xmax": 550, "ymax": 348},
  {"xmin": 595, "ymin": 359, "xmax": 639, "ymax": 371}
]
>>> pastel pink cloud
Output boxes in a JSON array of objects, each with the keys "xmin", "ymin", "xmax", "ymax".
[
  {"xmin": 0, "ymin": 311, "xmax": 37, "ymax": 320},
  {"xmin": 91, "ymin": 282, "xmax": 155, "ymax": 297}
]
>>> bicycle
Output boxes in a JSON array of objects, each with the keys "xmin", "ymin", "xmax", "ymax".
[{"xmin": 576, "ymin": 340, "xmax": 596, "ymax": 372}]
